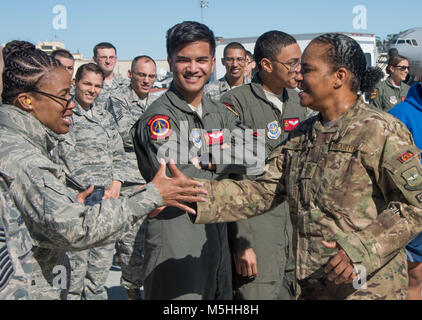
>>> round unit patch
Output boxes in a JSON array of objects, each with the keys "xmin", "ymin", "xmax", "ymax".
[{"xmin": 148, "ymin": 115, "xmax": 172, "ymax": 140}]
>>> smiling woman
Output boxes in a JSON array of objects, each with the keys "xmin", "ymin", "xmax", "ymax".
[
  {"xmin": 192, "ymin": 33, "xmax": 422, "ymax": 300},
  {"xmin": 0, "ymin": 41, "xmax": 207, "ymax": 300}
]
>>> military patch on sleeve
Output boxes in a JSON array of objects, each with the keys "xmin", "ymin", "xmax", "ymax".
[
  {"xmin": 283, "ymin": 118, "xmax": 300, "ymax": 132},
  {"xmin": 148, "ymin": 115, "xmax": 172, "ymax": 140},
  {"xmin": 370, "ymin": 89, "xmax": 378, "ymax": 100},
  {"xmin": 397, "ymin": 151, "xmax": 415, "ymax": 163},
  {"xmin": 223, "ymin": 103, "xmax": 240, "ymax": 118},
  {"xmin": 402, "ymin": 166, "xmax": 422, "ymax": 191},
  {"xmin": 416, "ymin": 192, "xmax": 422, "ymax": 204}
]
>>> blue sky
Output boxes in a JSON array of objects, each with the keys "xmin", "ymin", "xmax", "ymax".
[{"xmin": 0, "ymin": 0, "xmax": 420, "ymax": 60}]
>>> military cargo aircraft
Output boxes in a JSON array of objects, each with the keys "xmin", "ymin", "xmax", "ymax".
[{"xmin": 388, "ymin": 27, "xmax": 422, "ymax": 83}]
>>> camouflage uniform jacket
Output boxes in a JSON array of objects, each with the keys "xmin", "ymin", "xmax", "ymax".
[
  {"xmin": 220, "ymin": 74, "xmax": 308, "ymax": 287},
  {"xmin": 370, "ymin": 76, "xmax": 410, "ymax": 112},
  {"xmin": 0, "ymin": 103, "xmax": 163, "ymax": 250},
  {"xmin": 132, "ymin": 83, "xmax": 250, "ymax": 299},
  {"xmin": 106, "ymin": 84, "xmax": 159, "ymax": 184},
  {"xmin": 0, "ymin": 178, "xmax": 33, "ymax": 300},
  {"xmin": 204, "ymin": 75, "xmax": 250, "ymax": 101},
  {"xmin": 194, "ymin": 97, "xmax": 422, "ymax": 300},
  {"xmin": 56, "ymin": 99, "xmax": 128, "ymax": 188},
  {"xmin": 95, "ymin": 74, "xmax": 127, "ymax": 107}
]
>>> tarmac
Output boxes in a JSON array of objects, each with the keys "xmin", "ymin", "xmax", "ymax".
[{"xmin": 105, "ymin": 263, "xmax": 144, "ymax": 300}]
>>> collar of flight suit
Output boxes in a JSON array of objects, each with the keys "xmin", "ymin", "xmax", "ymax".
[
  {"xmin": 0, "ymin": 104, "xmax": 59, "ymax": 155},
  {"xmin": 166, "ymin": 82, "xmax": 218, "ymax": 118},
  {"xmin": 250, "ymin": 73, "xmax": 290, "ymax": 105}
]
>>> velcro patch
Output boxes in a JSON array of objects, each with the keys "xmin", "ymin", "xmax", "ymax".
[
  {"xmin": 402, "ymin": 166, "xmax": 422, "ymax": 191},
  {"xmin": 283, "ymin": 118, "xmax": 300, "ymax": 131},
  {"xmin": 397, "ymin": 151, "xmax": 415, "ymax": 163},
  {"xmin": 204, "ymin": 131, "xmax": 224, "ymax": 145},
  {"xmin": 224, "ymin": 103, "xmax": 239, "ymax": 118},
  {"xmin": 148, "ymin": 115, "xmax": 172, "ymax": 140},
  {"xmin": 329, "ymin": 143, "xmax": 358, "ymax": 153}
]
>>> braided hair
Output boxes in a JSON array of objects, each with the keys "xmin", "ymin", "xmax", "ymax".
[
  {"xmin": 310, "ymin": 33, "xmax": 383, "ymax": 93},
  {"xmin": 2, "ymin": 40, "xmax": 61, "ymax": 104}
]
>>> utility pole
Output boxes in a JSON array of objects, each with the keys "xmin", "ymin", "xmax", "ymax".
[{"xmin": 200, "ymin": 0, "xmax": 209, "ymax": 23}]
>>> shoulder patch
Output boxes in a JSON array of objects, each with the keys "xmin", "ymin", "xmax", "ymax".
[
  {"xmin": 397, "ymin": 151, "xmax": 415, "ymax": 164},
  {"xmin": 371, "ymin": 89, "xmax": 378, "ymax": 100},
  {"xmin": 148, "ymin": 115, "xmax": 172, "ymax": 140},
  {"xmin": 402, "ymin": 166, "xmax": 422, "ymax": 191},
  {"xmin": 223, "ymin": 103, "xmax": 239, "ymax": 118}
]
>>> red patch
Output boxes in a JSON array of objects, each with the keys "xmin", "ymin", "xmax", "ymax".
[
  {"xmin": 148, "ymin": 115, "xmax": 172, "ymax": 140},
  {"xmin": 401, "ymin": 97, "xmax": 406, "ymax": 102},
  {"xmin": 398, "ymin": 151, "xmax": 415, "ymax": 163},
  {"xmin": 283, "ymin": 118, "xmax": 300, "ymax": 131},
  {"xmin": 223, "ymin": 103, "xmax": 239, "ymax": 118},
  {"xmin": 204, "ymin": 131, "xmax": 224, "ymax": 145}
]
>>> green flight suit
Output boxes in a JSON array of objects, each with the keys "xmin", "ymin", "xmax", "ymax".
[
  {"xmin": 221, "ymin": 74, "xmax": 309, "ymax": 299},
  {"xmin": 133, "ymin": 83, "xmax": 253, "ymax": 300},
  {"xmin": 370, "ymin": 77, "xmax": 410, "ymax": 112}
]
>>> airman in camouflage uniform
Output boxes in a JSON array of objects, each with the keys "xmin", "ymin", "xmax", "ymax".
[
  {"xmin": 92, "ymin": 42, "xmax": 127, "ymax": 107},
  {"xmin": 192, "ymin": 97, "xmax": 422, "ymax": 299},
  {"xmin": 0, "ymin": 104, "xmax": 164, "ymax": 299},
  {"xmin": 204, "ymin": 42, "xmax": 251, "ymax": 101},
  {"xmin": 55, "ymin": 95, "xmax": 128, "ymax": 300},
  {"xmin": 106, "ymin": 56, "xmax": 159, "ymax": 299}
]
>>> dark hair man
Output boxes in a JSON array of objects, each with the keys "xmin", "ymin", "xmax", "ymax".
[{"xmin": 221, "ymin": 30, "xmax": 312, "ymax": 300}]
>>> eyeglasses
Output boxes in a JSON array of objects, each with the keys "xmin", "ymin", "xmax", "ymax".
[
  {"xmin": 133, "ymin": 72, "xmax": 156, "ymax": 80},
  {"xmin": 394, "ymin": 65, "xmax": 410, "ymax": 71},
  {"xmin": 271, "ymin": 59, "xmax": 301, "ymax": 72},
  {"xmin": 30, "ymin": 89, "xmax": 73, "ymax": 110},
  {"xmin": 224, "ymin": 57, "xmax": 246, "ymax": 64}
]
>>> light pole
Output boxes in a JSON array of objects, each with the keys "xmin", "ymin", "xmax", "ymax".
[{"xmin": 200, "ymin": 0, "xmax": 209, "ymax": 23}]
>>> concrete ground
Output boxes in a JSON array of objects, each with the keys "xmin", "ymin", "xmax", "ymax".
[{"xmin": 105, "ymin": 264, "xmax": 144, "ymax": 300}]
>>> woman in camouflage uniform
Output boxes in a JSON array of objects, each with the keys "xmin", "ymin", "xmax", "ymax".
[
  {"xmin": 0, "ymin": 41, "xmax": 205, "ymax": 299},
  {"xmin": 192, "ymin": 33, "xmax": 422, "ymax": 299}
]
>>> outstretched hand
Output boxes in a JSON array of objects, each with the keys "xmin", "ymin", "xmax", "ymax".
[
  {"xmin": 322, "ymin": 241, "xmax": 357, "ymax": 285},
  {"xmin": 152, "ymin": 159, "xmax": 207, "ymax": 215}
]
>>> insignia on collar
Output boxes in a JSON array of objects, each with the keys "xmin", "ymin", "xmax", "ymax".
[
  {"xmin": 223, "ymin": 103, "xmax": 240, "ymax": 118},
  {"xmin": 148, "ymin": 115, "xmax": 172, "ymax": 140},
  {"xmin": 370, "ymin": 89, "xmax": 378, "ymax": 100},
  {"xmin": 267, "ymin": 120, "xmax": 281, "ymax": 139},
  {"xmin": 398, "ymin": 151, "xmax": 415, "ymax": 163},
  {"xmin": 283, "ymin": 118, "xmax": 300, "ymax": 132},
  {"xmin": 191, "ymin": 128, "xmax": 202, "ymax": 148}
]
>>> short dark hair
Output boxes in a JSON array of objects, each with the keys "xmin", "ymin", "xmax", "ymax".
[
  {"xmin": 310, "ymin": 33, "xmax": 383, "ymax": 93},
  {"xmin": 254, "ymin": 31, "xmax": 297, "ymax": 70},
  {"xmin": 223, "ymin": 42, "xmax": 246, "ymax": 58},
  {"xmin": 51, "ymin": 49, "xmax": 74, "ymax": 60},
  {"xmin": 131, "ymin": 55, "xmax": 156, "ymax": 71},
  {"xmin": 386, "ymin": 55, "xmax": 408, "ymax": 75},
  {"xmin": 2, "ymin": 40, "xmax": 61, "ymax": 104},
  {"xmin": 93, "ymin": 42, "xmax": 117, "ymax": 57},
  {"xmin": 75, "ymin": 63, "xmax": 105, "ymax": 83},
  {"xmin": 245, "ymin": 50, "xmax": 254, "ymax": 61},
  {"xmin": 166, "ymin": 21, "xmax": 216, "ymax": 58}
]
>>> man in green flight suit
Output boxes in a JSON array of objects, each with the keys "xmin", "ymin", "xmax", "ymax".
[
  {"xmin": 221, "ymin": 30, "xmax": 311, "ymax": 300},
  {"xmin": 132, "ymin": 21, "xmax": 260, "ymax": 300}
]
